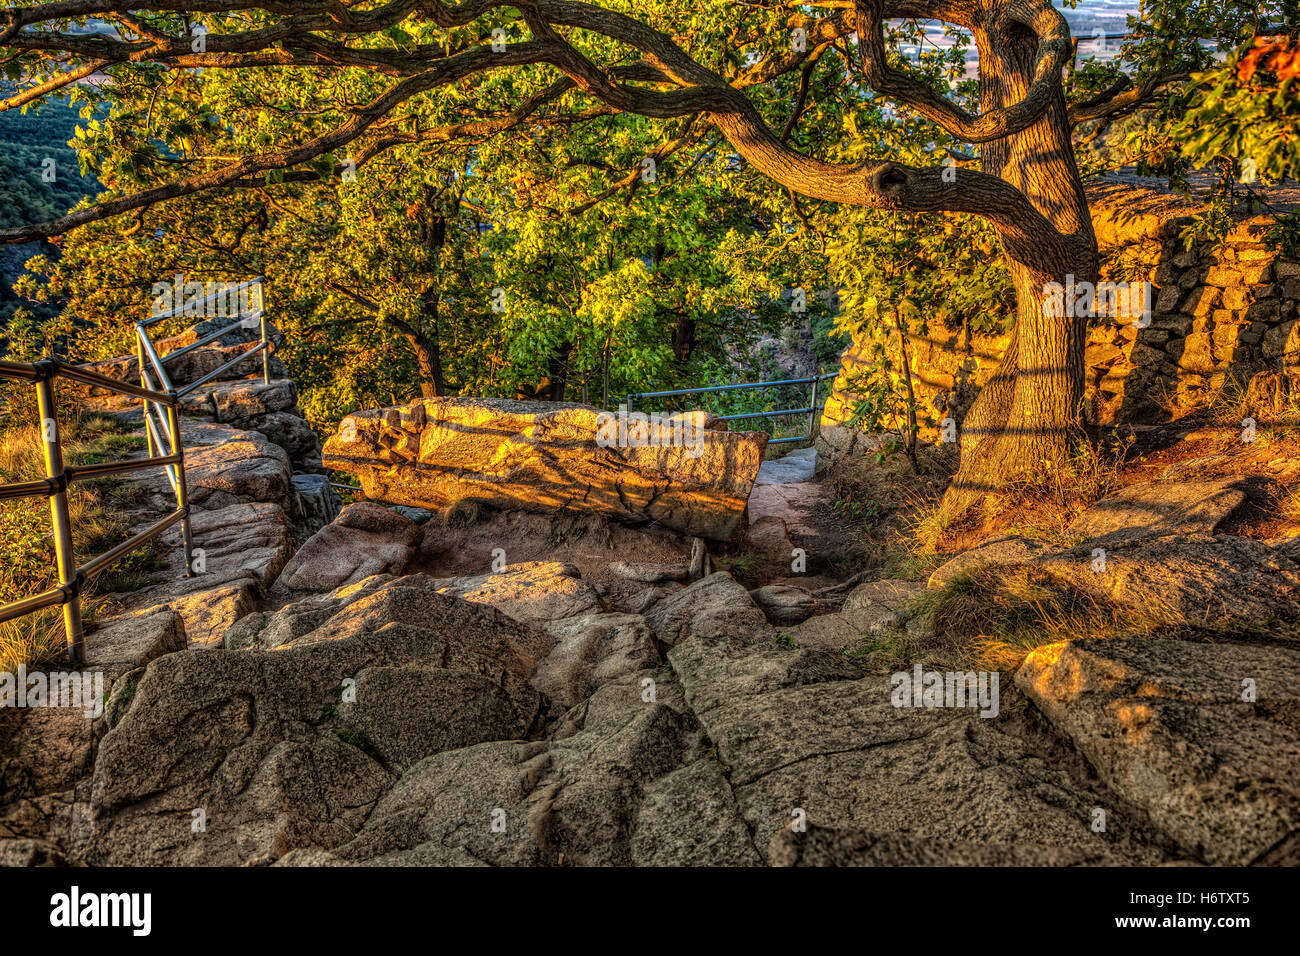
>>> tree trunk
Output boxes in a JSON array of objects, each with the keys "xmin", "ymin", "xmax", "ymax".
[
  {"xmin": 940, "ymin": 20, "xmax": 1098, "ymax": 521},
  {"xmin": 404, "ymin": 323, "xmax": 445, "ymax": 398},
  {"xmin": 893, "ymin": 307, "xmax": 919, "ymax": 472},
  {"xmin": 546, "ymin": 341, "xmax": 572, "ymax": 402},
  {"xmin": 671, "ymin": 309, "xmax": 696, "ymax": 362}
]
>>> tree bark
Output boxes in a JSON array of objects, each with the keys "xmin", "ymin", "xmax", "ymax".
[
  {"xmin": 939, "ymin": 15, "xmax": 1098, "ymax": 521},
  {"xmin": 404, "ymin": 314, "xmax": 445, "ymax": 398}
]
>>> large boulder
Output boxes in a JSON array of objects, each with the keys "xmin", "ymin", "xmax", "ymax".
[
  {"xmin": 276, "ymin": 503, "xmax": 420, "ymax": 593},
  {"xmin": 1018, "ymin": 637, "xmax": 1300, "ymax": 865},
  {"xmin": 322, "ymin": 397, "xmax": 766, "ymax": 541},
  {"xmin": 1067, "ymin": 477, "xmax": 1247, "ymax": 540},
  {"xmin": 87, "ymin": 582, "xmax": 552, "ymax": 865},
  {"xmin": 667, "ymin": 633, "xmax": 1170, "ymax": 864},
  {"xmin": 277, "ymin": 677, "xmax": 710, "ymax": 867},
  {"xmin": 644, "ymin": 572, "xmax": 769, "ymax": 646},
  {"xmin": 426, "ymin": 561, "xmax": 604, "ymax": 626}
]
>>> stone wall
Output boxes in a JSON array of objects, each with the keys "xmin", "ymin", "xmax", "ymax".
[{"xmin": 822, "ymin": 180, "xmax": 1300, "ymax": 440}]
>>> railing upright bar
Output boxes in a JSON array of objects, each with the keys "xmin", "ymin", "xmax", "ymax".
[
  {"xmin": 137, "ymin": 332, "xmax": 156, "ymax": 462},
  {"xmin": 34, "ymin": 375, "xmax": 84, "ymax": 666},
  {"xmin": 809, "ymin": 377, "xmax": 820, "ymax": 440},
  {"xmin": 142, "ymin": 403, "xmax": 179, "ymax": 494},
  {"xmin": 164, "ymin": 398, "xmax": 195, "ymax": 576},
  {"xmin": 138, "ymin": 327, "xmax": 173, "ymax": 393},
  {"xmin": 260, "ymin": 300, "xmax": 270, "ymax": 384}
]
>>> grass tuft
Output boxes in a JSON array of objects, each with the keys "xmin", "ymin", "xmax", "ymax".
[{"xmin": 1, "ymin": 411, "xmax": 161, "ymax": 670}]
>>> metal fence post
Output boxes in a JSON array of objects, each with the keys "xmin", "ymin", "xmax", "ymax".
[
  {"xmin": 137, "ymin": 330, "xmax": 156, "ymax": 460},
  {"xmin": 255, "ymin": 280, "xmax": 270, "ymax": 384},
  {"xmin": 259, "ymin": 312, "xmax": 270, "ymax": 384},
  {"xmin": 34, "ymin": 370, "xmax": 84, "ymax": 666},
  {"xmin": 164, "ymin": 395, "xmax": 195, "ymax": 577},
  {"xmin": 808, "ymin": 377, "xmax": 820, "ymax": 441}
]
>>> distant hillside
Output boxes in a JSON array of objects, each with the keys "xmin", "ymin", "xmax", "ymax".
[{"xmin": 0, "ymin": 96, "xmax": 99, "ymax": 341}]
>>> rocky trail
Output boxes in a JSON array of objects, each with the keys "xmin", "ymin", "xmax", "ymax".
[{"xmin": 2, "ymin": 346, "xmax": 1299, "ymax": 868}]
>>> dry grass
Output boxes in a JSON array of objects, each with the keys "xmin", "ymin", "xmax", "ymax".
[
  {"xmin": 823, "ymin": 438, "xmax": 955, "ymax": 581},
  {"xmin": 906, "ymin": 564, "xmax": 1169, "ymax": 671},
  {"xmin": 0, "ymin": 412, "xmax": 160, "ymax": 670}
]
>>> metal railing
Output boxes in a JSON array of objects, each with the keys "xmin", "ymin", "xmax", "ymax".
[
  {"xmin": 626, "ymin": 371, "xmax": 837, "ymax": 445},
  {"xmin": 0, "ymin": 277, "xmax": 269, "ymax": 665}
]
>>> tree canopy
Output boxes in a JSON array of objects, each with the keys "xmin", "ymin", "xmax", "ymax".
[{"xmin": 2, "ymin": 0, "xmax": 1297, "ymax": 506}]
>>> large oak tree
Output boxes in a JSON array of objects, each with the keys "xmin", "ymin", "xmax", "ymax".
[{"xmin": 0, "ymin": 0, "xmax": 1286, "ymax": 511}]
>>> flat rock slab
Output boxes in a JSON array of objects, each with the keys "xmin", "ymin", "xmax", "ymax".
[
  {"xmin": 210, "ymin": 379, "xmax": 298, "ymax": 422},
  {"xmin": 929, "ymin": 536, "xmax": 1049, "ymax": 590},
  {"xmin": 323, "ymin": 397, "xmax": 766, "ymax": 542},
  {"xmin": 166, "ymin": 501, "xmax": 294, "ymax": 586},
  {"xmin": 746, "ymin": 481, "xmax": 830, "ymax": 541},
  {"xmin": 786, "ymin": 578, "xmax": 924, "ymax": 653},
  {"xmin": 609, "ymin": 561, "xmax": 688, "ymax": 584},
  {"xmin": 644, "ymin": 572, "xmax": 769, "ymax": 646},
  {"xmin": 668, "ymin": 633, "xmax": 1168, "ymax": 864},
  {"xmin": 1018, "ymin": 636, "xmax": 1300, "ymax": 865},
  {"xmin": 99, "ymin": 575, "xmax": 261, "ymax": 649},
  {"xmin": 787, "ymin": 603, "xmax": 897, "ymax": 652},
  {"xmin": 277, "ymin": 502, "xmax": 420, "ymax": 593},
  {"xmin": 1067, "ymin": 477, "xmax": 1247, "ymax": 540},
  {"xmin": 98, "ymin": 499, "xmax": 292, "ymax": 647},
  {"xmin": 429, "ymin": 561, "xmax": 603, "ymax": 626},
  {"xmin": 85, "ymin": 609, "xmax": 187, "ymax": 676},
  {"xmin": 756, "ymin": 448, "xmax": 817, "ymax": 485},
  {"xmin": 137, "ymin": 423, "xmax": 292, "ymax": 512}
]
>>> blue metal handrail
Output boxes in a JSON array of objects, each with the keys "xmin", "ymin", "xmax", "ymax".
[{"xmin": 626, "ymin": 371, "xmax": 837, "ymax": 445}]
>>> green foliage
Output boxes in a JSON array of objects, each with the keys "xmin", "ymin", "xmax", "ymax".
[
  {"xmin": 0, "ymin": 96, "xmax": 100, "ymax": 334},
  {"xmin": 1172, "ymin": 34, "xmax": 1300, "ymax": 186}
]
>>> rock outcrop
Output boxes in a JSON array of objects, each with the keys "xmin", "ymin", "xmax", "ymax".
[
  {"xmin": 276, "ymin": 503, "xmax": 420, "ymax": 593},
  {"xmin": 1018, "ymin": 637, "xmax": 1300, "ymax": 865},
  {"xmin": 87, "ymin": 582, "xmax": 552, "ymax": 865},
  {"xmin": 322, "ymin": 397, "xmax": 766, "ymax": 541}
]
